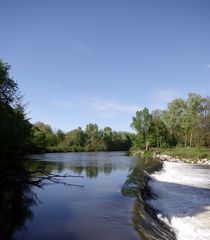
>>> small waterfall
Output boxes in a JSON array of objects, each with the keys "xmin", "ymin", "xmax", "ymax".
[
  {"xmin": 122, "ymin": 157, "xmax": 177, "ymax": 240},
  {"xmin": 147, "ymin": 162, "xmax": 210, "ymax": 240}
]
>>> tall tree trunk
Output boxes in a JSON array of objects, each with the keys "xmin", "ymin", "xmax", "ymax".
[
  {"xmin": 185, "ymin": 134, "xmax": 187, "ymax": 148},
  {"xmin": 190, "ymin": 132, "xmax": 193, "ymax": 148},
  {"xmin": 145, "ymin": 140, "xmax": 149, "ymax": 151}
]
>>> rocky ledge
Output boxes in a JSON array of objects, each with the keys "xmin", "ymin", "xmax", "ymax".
[{"xmin": 154, "ymin": 153, "xmax": 210, "ymax": 165}]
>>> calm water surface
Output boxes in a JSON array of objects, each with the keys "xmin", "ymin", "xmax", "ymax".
[
  {"xmin": 1, "ymin": 152, "xmax": 181, "ymax": 240},
  {"xmin": 3, "ymin": 152, "xmax": 209, "ymax": 240},
  {"xmin": 10, "ymin": 152, "xmax": 154, "ymax": 240}
]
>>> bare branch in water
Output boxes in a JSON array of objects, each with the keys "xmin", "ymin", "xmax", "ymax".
[{"xmin": 0, "ymin": 169, "xmax": 85, "ymax": 188}]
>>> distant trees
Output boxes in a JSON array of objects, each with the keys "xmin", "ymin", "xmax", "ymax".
[
  {"xmin": 131, "ymin": 93, "xmax": 210, "ymax": 150},
  {"xmin": 1, "ymin": 60, "xmax": 208, "ymax": 156},
  {"xmin": 0, "ymin": 60, "xmax": 31, "ymax": 158},
  {"xmin": 0, "ymin": 59, "xmax": 130, "ymax": 157},
  {"xmin": 30, "ymin": 122, "xmax": 67, "ymax": 152},
  {"xmin": 60, "ymin": 127, "xmax": 86, "ymax": 152},
  {"xmin": 30, "ymin": 122, "xmax": 132, "ymax": 153},
  {"xmin": 85, "ymin": 123, "xmax": 103, "ymax": 151}
]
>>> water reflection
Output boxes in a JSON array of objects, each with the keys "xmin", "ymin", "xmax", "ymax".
[
  {"xmin": 29, "ymin": 160, "xmax": 113, "ymax": 179},
  {"xmin": 0, "ymin": 153, "xmax": 130, "ymax": 239},
  {"xmin": 0, "ymin": 152, "xmax": 175, "ymax": 240},
  {"xmin": 70, "ymin": 164, "xmax": 112, "ymax": 178},
  {"xmin": 0, "ymin": 159, "xmax": 84, "ymax": 240},
  {"xmin": 29, "ymin": 152, "xmax": 130, "ymax": 179},
  {"xmin": 0, "ymin": 161, "xmax": 36, "ymax": 240},
  {"xmin": 121, "ymin": 157, "xmax": 176, "ymax": 240}
]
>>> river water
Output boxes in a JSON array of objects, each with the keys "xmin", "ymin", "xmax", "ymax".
[
  {"xmin": 1, "ymin": 152, "xmax": 209, "ymax": 240},
  {"xmin": 148, "ymin": 161, "xmax": 210, "ymax": 240}
]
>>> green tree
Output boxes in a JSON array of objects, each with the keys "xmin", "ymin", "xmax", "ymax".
[
  {"xmin": 102, "ymin": 127, "xmax": 113, "ymax": 150},
  {"xmin": 0, "ymin": 60, "xmax": 31, "ymax": 158},
  {"xmin": 0, "ymin": 60, "xmax": 20, "ymax": 106},
  {"xmin": 199, "ymin": 97, "xmax": 210, "ymax": 147},
  {"xmin": 162, "ymin": 98, "xmax": 186, "ymax": 145},
  {"xmin": 64, "ymin": 127, "xmax": 85, "ymax": 151},
  {"xmin": 85, "ymin": 123, "xmax": 100, "ymax": 141},
  {"xmin": 152, "ymin": 110, "xmax": 169, "ymax": 148},
  {"xmin": 34, "ymin": 122, "xmax": 57, "ymax": 147},
  {"xmin": 56, "ymin": 129, "xmax": 65, "ymax": 144},
  {"xmin": 30, "ymin": 125, "xmax": 47, "ymax": 152},
  {"xmin": 182, "ymin": 93, "xmax": 205, "ymax": 147},
  {"xmin": 85, "ymin": 123, "xmax": 105, "ymax": 151},
  {"xmin": 131, "ymin": 108, "xmax": 153, "ymax": 150}
]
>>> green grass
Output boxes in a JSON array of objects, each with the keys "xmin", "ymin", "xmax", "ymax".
[{"xmin": 160, "ymin": 147, "xmax": 210, "ymax": 161}]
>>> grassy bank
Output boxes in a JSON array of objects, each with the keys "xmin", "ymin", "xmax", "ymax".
[
  {"xmin": 131, "ymin": 147, "xmax": 210, "ymax": 163},
  {"xmin": 129, "ymin": 146, "xmax": 154, "ymax": 157},
  {"xmin": 160, "ymin": 147, "xmax": 210, "ymax": 161}
]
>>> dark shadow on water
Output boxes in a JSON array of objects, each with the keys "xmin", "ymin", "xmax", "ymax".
[
  {"xmin": 0, "ymin": 160, "xmax": 37, "ymax": 240},
  {"xmin": 0, "ymin": 159, "xmax": 83, "ymax": 240},
  {"xmin": 0, "ymin": 153, "xmax": 124, "ymax": 240},
  {"xmin": 121, "ymin": 157, "xmax": 176, "ymax": 240}
]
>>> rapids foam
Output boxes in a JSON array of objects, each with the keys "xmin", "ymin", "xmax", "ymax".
[{"xmin": 148, "ymin": 162, "xmax": 210, "ymax": 240}]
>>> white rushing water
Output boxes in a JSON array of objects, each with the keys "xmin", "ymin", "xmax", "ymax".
[{"xmin": 148, "ymin": 162, "xmax": 210, "ymax": 240}]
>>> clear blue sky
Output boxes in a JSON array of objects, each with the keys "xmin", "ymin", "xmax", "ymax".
[{"xmin": 1, "ymin": 0, "xmax": 210, "ymax": 132}]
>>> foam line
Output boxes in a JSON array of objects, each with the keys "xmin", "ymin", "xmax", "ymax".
[{"xmin": 147, "ymin": 162, "xmax": 210, "ymax": 240}]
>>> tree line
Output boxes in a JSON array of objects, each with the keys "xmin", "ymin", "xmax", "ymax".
[
  {"xmin": 1, "ymin": 59, "xmax": 209, "ymax": 158},
  {"xmin": 31, "ymin": 122, "xmax": 131, "ymax": 153},
  {"xmin": 0, "ymin": 60, "xmax": 131, "ymax": 158},
  {"xmin": 131, "ymin": 93, "xmax": 210, "ymax": 150}
]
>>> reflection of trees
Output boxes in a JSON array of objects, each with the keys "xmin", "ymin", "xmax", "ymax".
[
  {"xmin": 103, "ymin": 164, "xmax": 112, "ymax": 175},
  {"xmin": 124, "ymin": 157, "xmax": 162, "ymax": 187},
  {"xmin": 31, "ymin": 160, "xmax": 113, "ymax": 179},
  {"xmin": 0, "ymin": 160, "xmax": 83, "ymax": 240},
  {"xmin": 131, "ymin": 197, "xmax": 176, "ymax": 240},
  {"xmin": 67, "ymin": 162, "xmax": 114, "ymax": 178},
  {"xmin": 121, "ymin": 157, "xmax": 159, "ymax": 198},
  {"xmin": 57, "ymin": 161, "xmax": 65, "ymax": 173},
  {"xmin": 121, "ymin": 157, "xmax": 176, "ymax": 240},
  {"xmin": 0, "ymin": 161, "xmax": 36, "ymax": 240},
  {"xmin": 69, "ymin": 166, "xmax": 84, "ymax": 175},
  {"xmin": 86, "ymin": 166, "xmax": 99, "ymax": 178}
]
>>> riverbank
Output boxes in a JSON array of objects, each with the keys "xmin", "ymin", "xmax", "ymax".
[
  {"xmin": 132, "ymin": 147, "xmax": 210, "ymax": 164},
  {"xmin": 155, "ymin": 147, "xmax": 210, "ymax": 164},
  {"xmin": 154, "ymin": 153, "xmax": 210, "ymax": 164}
]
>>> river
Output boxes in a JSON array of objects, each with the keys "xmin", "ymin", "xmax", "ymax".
[
  {"xmin": 1, "ymin": 152, "xmax": 209, "ymax": 240},
  {"xmin": 148, "ymin": 161, "xmax": 210, "ymax": 240}
]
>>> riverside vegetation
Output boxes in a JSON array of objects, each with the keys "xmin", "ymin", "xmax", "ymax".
[
  {"xmin": 0, "ymin": 59, "xmax": 209, "ymax": 160},
  {"xmin": 0, "ymin": 59, "xmax": 131, "ymax": 158},
  {"xmin": 130, "ymin": 93, "xmax": 210, "ymax": 162}
]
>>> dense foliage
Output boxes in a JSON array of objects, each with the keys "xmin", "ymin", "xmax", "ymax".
[
  {"xmin": 0, "ymin": 60, "xmax": 31, "ymax": 158},
  {"xmin": 31, "ymin": 122, "xmax": 132, "ymax": 152},
  {"xmin": 1, "ymin": 60, "xmax": 209, "ymax": 157},
  {"xmin": 131, "ymin": 93, "xmax": 210, "ymax": 150},
  {"xmin": 0, "ymin": 60, "xmax": 131, "ymax": 156}
]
